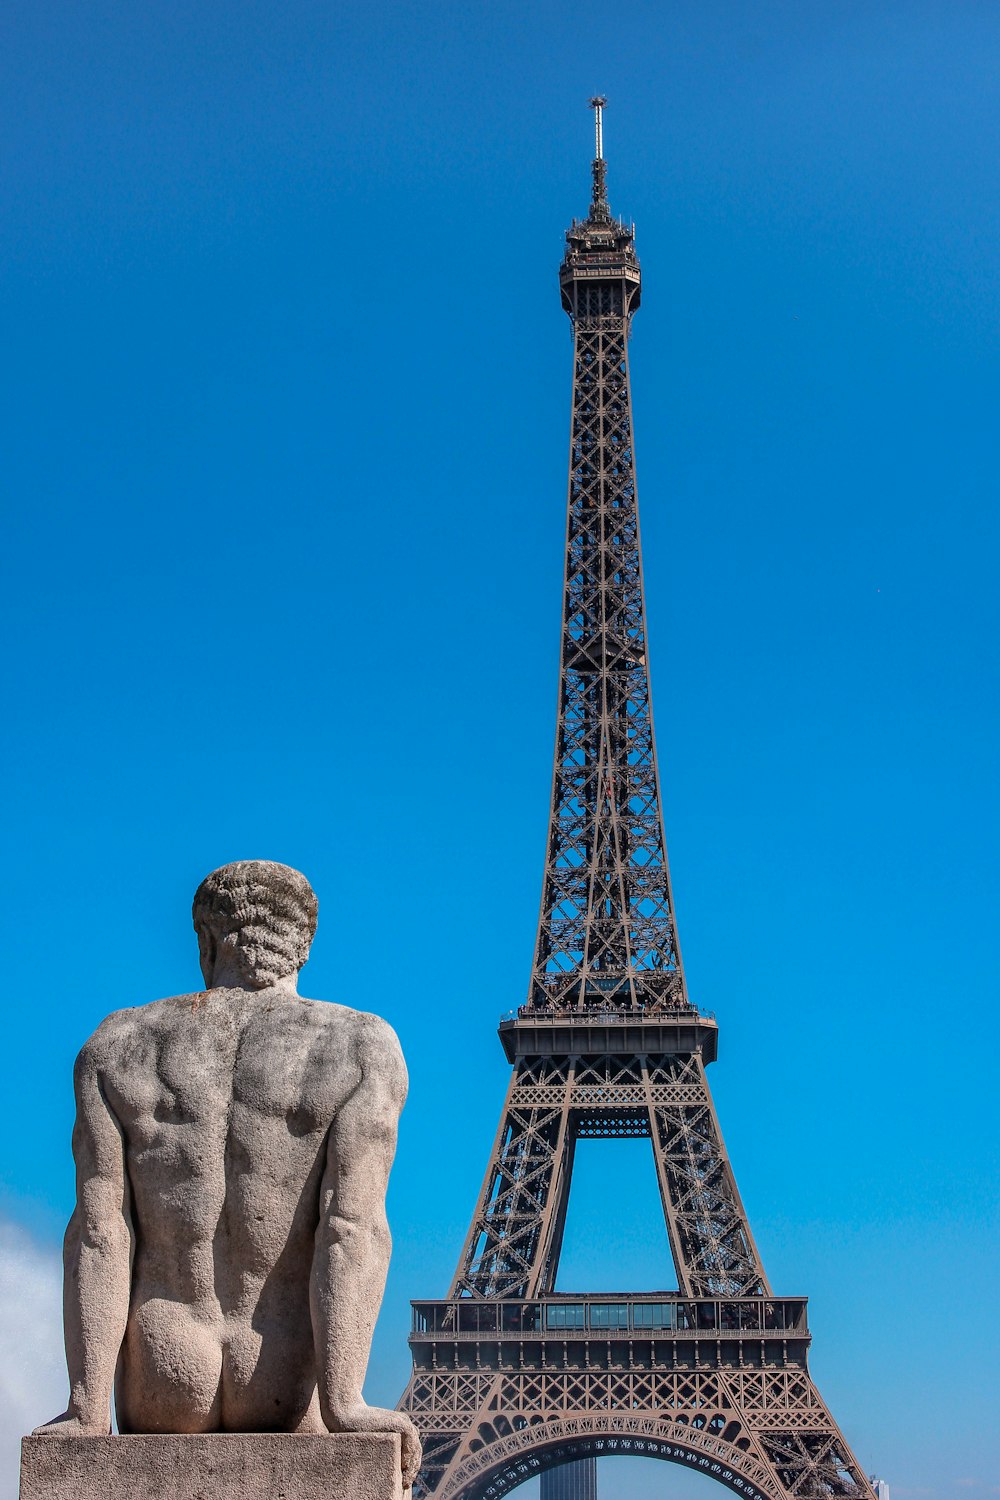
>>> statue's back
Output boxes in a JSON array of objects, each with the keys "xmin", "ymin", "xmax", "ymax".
[{"xmin": 95, "ymin": 988, "xmax": 363, "ymax": 1432}]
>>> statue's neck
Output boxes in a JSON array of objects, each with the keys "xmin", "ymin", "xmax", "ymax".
[{"xmin": 205, "ymin": 963, "xmax": 300, "ymax": 998}]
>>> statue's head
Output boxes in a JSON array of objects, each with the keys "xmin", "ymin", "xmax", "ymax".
[{"xmin": 192, "ymin": 860, "xmax": 319, "ymax": 991}]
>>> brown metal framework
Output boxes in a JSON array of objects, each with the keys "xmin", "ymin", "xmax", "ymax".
[{"xmin": 399, "ymin": 102, "xmax": 875, "ymax": 1500}]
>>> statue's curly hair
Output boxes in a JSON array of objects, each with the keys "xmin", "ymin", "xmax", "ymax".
[{"xmin": 192, "ymin": 860, "xmax": 318, "ymax": 989}]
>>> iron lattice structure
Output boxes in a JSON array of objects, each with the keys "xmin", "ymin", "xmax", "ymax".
[{"xmin": 400, "ymin": 103, "xmax": 876, "ymax": 1500}]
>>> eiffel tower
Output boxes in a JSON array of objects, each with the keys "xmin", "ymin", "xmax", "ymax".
[{"xmin": 399, "ymin": 100, "xmax": 876, "ymax": 1500}]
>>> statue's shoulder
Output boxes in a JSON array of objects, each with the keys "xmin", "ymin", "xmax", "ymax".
[
  {"xmin": 72, "ymin": 1006, "xmax": 134, "ymax": 1082},
  {"xmin": 297, "ymin": 999, "xmax": 406, "ymax": 1088},
  {"xmin": 78, "ymin": 992, "xmax": 207, "ymax": 1062},
  {"xmin": 297, "ymin": 997, "xmax": 400, "ymax": 1046}
]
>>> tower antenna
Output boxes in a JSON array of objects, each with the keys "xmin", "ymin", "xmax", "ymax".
[
  {"xmin": 587, "ymin": 95, "xmax": 610, "ymax": 219},
  {"xmin": 589, "ymin": 94, "xmax": 606, "ymax": 159}
]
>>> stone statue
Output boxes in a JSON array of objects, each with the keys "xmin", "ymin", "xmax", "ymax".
[{"xmin": 34, "ymin": 860, "xmax": 421, "ymax": 1488}]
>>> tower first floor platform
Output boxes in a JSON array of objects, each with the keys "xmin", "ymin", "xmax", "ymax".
[{"xmin": 402, "ymin": 1294, "xmax": 868, "ymax": 1500}]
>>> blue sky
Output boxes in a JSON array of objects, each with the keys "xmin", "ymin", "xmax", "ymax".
[{"xmin": 1, "ymin": 2, "xmax": 998, "ymax": 1496}]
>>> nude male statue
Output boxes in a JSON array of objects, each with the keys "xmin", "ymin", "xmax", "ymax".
[{"xmin": 35, "ymin": 859, "xmax": 421, "ymax": 1486}]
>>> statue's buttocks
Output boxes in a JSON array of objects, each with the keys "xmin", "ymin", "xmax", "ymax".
[{"xmin": 35, "ymin": 861, "xmax": 420, "ymax": 1485}]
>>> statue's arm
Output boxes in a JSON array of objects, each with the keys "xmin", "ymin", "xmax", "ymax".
[
  {"xmin": 311, "ymin": 1015, "xmax": 421, "ymax": 1485},
  {"xmin": 35, "ymin": 1035, "xmax": 132, "ymax": 1437}
]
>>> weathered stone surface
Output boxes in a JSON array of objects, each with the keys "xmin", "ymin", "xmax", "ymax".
[
  {"xmin": 33, "ymin": 861, "xmax": 420, "ymax": 1486},
  {"xmin": 20, "ymin": 1433, "xmax": 404, "ymax": 1500}
]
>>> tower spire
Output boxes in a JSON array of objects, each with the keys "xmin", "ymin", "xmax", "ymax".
[{"xmin": 588, "ymin": 94, "xmax": 610, "ymax": 220}]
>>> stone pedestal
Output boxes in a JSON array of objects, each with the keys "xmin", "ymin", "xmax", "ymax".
[{"xmin": 20, "ymin": 1433, "xmax": 404, "ymax": 1500}]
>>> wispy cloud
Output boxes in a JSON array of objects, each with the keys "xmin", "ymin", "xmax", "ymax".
[{"xmin": 0, "ymin": 1221, "xmax": 65, "ymax": 1500}]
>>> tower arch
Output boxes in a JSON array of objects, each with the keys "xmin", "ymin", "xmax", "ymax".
[{"xmin": 440, "ymin": 1413, "xmax": 781, "ymax": 1500}]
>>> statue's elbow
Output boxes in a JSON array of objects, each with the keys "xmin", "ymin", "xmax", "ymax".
[
  {"xmin": 76, "ymin": 1211, "xmax": 129, "ymax": 1265},
  {"xmin": 323, "ymin": 1212, "xmax": 391, "ymax": 1264}
]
